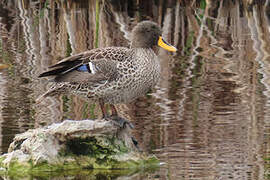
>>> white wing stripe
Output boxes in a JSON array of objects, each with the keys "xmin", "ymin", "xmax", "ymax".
[{"xmin": 89, "ymin": 62, "xmax": 97, "ymax": 74}]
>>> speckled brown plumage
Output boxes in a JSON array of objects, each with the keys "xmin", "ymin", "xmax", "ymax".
[{"xmin": 38, "ymin": 21, "xmax": 176, "ymax": 126}]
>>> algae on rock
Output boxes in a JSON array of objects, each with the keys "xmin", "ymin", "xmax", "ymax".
[{"xmin": 0, "ymin": 119, "xmax": 159, "ymax": 178}]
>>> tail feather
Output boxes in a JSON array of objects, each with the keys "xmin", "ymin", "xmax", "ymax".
[
  {"xmin": 38, "ymin": 60, "xmax": 82, "ymax": 78},
  {"xmin": 49, "ymin": 56, "xmax": 83, "ymax": 68},
  {"xmin": 38, "ymin": 67, "xmax": 70, "ymax": 77}
]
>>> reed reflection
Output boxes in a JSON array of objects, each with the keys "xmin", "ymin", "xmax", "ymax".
[{"xmin": 0, "ymin": 0, "xmax": 270, "ymax": 179}]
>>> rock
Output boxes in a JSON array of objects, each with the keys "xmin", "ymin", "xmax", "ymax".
[{"xmin": 0, "ymin": 119, "xmax": 159, "ymax": 177}]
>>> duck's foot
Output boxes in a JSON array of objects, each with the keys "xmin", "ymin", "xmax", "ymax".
[
  {"xmin": 105, "ymin": 115, "xmax": 134, "ymax": 129},
  {"xmin": 111, "ymin": 116, "xmax": 134, "ymax": 129}
]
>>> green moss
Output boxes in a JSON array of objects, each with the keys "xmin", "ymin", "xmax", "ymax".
[
  {"xmin": 57, "ymin": 136, "xmax": 133, "ymax": 170},
  {"xmin": 7, "ymin": 161, "xmax": 31, "ymax": 178},
  {"xmin": 0, "ymin": 158, "xmax": 5, "ymax": 176},
  {"xmin": 62, "ymin": 136, "xmax": 128, "ymax": 158},
  {"xmin": 0, "ymin": 154, "xmax": 159, "ymax": 179},
  {"xmin": 0, "ymin": 135, "xmax": 159, "ymax": 179},
  {"xmin": 2, "ymin": 155, "xmax": 159, "ymax": 176}
]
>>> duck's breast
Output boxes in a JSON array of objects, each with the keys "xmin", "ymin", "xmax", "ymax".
[{"xmin": 102, "ymin": 49, "xmax": 161, "ymax": 104}]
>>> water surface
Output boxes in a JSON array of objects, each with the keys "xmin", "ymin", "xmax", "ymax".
[{"xmin": 1, "ymin": 0, "xmax": 270, "ymax": 179}]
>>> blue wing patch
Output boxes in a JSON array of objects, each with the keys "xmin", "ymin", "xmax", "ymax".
[{"xmin": 77, "ymin": 64, "xmax": 90, "ymax": 72}]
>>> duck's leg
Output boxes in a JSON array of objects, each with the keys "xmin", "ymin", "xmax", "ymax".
[{"xmin": 110, "ymin": 104, "xmax": 134, "ymax": 129}]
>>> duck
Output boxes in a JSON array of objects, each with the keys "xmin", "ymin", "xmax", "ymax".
[{"xmin": 38, "ymin": 20, "xmax": 177, "ymax": 127}]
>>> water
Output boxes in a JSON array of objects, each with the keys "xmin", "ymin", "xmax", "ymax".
[{"xmin": 1, "ymin": 0, "xmax": 270, "ymax": 179}]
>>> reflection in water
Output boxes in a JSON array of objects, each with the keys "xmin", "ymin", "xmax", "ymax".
[{"xmin": 1, "ymin": 0, "xmax": 270, "ymax": 179}]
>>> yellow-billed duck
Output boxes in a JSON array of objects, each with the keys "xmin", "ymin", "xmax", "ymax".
[{"xmin": 38, "ymin": 20, "xmax": 177, "ymax": 127}]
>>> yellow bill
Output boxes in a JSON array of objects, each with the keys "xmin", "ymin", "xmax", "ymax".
[{"xmin": 158, "ymin": 36, "xmax": 177, "ymax": 52}]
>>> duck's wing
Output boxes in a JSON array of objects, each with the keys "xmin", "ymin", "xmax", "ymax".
[
  {"xmin": 52, "ymin": 58, "xmax": 119, "ymax": 83},
  {"xmin": 38, "ymin": 47, "xmax": 130, "ymax": 83}
]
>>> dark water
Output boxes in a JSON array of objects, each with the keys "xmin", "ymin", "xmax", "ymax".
[{"xmin": 1, "ymin": 0, "xmax": 270, "ymax": 179}]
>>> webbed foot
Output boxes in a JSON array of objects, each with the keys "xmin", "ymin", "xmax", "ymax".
[{"xmin": 109, "ymin": 115, "xmax": 134, "ymax": 129}]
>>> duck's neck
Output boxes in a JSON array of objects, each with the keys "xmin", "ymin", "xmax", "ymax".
[
  {"xmin": 132, "ymin": 46, "xmax": 159, "ymax": 55},
  {"xmin": 131, "ymin": 44, "xmax": 154, "ymax": 51},
  {"xmin": 133, "ymin": 48, "xmax": 157, "ymax": 62},
  {"xmin": 133, "ymin": 47, "xmax": 154, "ymax": 53},
  {"xmin": 131, "ymin": 41, "xmax": 154, "ymax": 49}
]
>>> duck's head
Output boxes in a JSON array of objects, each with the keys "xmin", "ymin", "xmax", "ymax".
[{"xmin": 131, "ymin": 21, "xmax": 177, "ymax": 52}]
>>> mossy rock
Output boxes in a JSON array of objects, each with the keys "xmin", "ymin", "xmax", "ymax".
[
  {"xmin": 0, "ymin": 155, "xmax": 159, "ymax": 179},
  {"xmin": 0, "ymin": 119, "xmax": 160, "ymax": 179}
]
